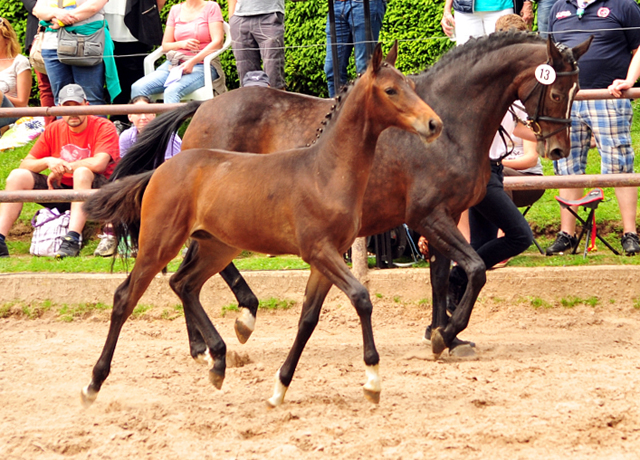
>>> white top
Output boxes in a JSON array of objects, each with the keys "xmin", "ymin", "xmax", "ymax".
[
  {"xmin": 104, "ymin": 0, "xmax": 136, "ymax": 42},
  {"xmin": 0, "ymin": 55, "xmax": 31, "ymax": 98},
  {"xmin": 488, "ymin": 103, "xmax": 543, "ymax": 176},
  {"xmin": 234, "ymin": 0, "xmax": 284, "ymax": 16}
]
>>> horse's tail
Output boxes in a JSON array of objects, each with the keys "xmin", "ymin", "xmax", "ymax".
[
  {"xmin": 110, "ymin": 100, "xmax": 204, "ymax": 180},
  {"xmin": 84, "ymin": 171, "xmax": 155, "ymax": 251}
]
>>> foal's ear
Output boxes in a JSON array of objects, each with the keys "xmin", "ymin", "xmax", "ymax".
[
  {"xmin": 370, "ymin": 42, "xmax": 383, "ymax": 74},
  {"xmin": 571, "ymin": 35, "xmax": 593, "ymax": 62},
  {"xmin": 384, "ymin": 40, "xmax": 398, "ymax": 67}
]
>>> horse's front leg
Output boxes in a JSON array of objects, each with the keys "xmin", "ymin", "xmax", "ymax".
[
  {"xmin": 415, "ymin": 212, "xmax": 486, "ymax": 357},
  {"xmin": 310, "ymin": 249, "xmax": 380, "ymax": 403},
  {"xmin": 267, "ymin": 268, "xmax": 333, "ymax": 407},
  {"xmin": 426, "ymin": 243, "xmax": 451, "ymax": 337}
]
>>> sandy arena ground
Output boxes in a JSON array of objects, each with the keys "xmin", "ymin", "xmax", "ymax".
[{"xmin": 1, "ymin": 283, "xmax": 640, "ymax": 460}]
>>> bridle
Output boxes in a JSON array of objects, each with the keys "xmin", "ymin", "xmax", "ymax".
[{"xmin": 510, "ymin": 50, "xmax": 580, "ymax": 142}]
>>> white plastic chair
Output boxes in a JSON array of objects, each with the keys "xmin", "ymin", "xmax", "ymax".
[{"xmin": 143, "ymin": 22, "xmax": 232, "ymax": 102}]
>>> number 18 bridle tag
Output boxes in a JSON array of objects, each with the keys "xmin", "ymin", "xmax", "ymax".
[{"xmin": 535, "ymin": 64, "xmax": 556, "ymax": 85}]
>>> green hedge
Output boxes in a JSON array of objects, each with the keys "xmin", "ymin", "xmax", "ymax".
[{"xmin": 1, "ymin": 0, "xmax": 452, "ymax": 99}]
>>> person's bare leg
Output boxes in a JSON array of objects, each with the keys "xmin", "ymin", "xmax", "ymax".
[
  {"xmin": 615, "ymin": 186, "xmax": 638, "ymax": 234},
  {"xmin": 558, "ymin": 187, "xmax": 584, "ymax": 235},
  {"xmin": 0, "ymin": 169, "xmax": 35, "ymax": 236},
  {"xmin": 68, "ymin": 168, "xmax": 94, "ymax": 234}
]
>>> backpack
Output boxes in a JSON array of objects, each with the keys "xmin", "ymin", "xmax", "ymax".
[{"xmin": 29, "ymin": 208, "xmax": 71, "ymax": 257}]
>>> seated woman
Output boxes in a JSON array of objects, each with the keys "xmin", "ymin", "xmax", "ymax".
[
  {"xmin": 0, "ymin": 17, "xmax": 32, "ymax": 133},
  {"xmin": 502, "ymin": 130, "xmax": 544, "ymax": 208},
  {"xmin": 131, "ymin": 0, "xmax": 225, "ymax": 103}
]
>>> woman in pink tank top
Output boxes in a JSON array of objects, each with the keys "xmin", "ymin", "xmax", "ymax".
[{"xmin": 131, "ymin": 0, "xmax": 224, "ymax": 103}]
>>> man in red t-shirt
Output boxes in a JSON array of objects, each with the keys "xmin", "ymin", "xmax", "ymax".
[{"xmin": 0, "ymin": 84, "xmax": 120, "ymax": 259}]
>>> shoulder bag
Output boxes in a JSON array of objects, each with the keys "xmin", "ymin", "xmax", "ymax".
[
  {"xmin": 57, "ymin": 23, "xmax": 105, "ymax": 67},
  {"xmin": 29, "ymin": 26, "xmax": 47, "ymax": 74}
]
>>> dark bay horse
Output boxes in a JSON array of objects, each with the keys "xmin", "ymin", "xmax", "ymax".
[
  {"xmin": 81, "ymin": 44, "xmax": 442, "ymax": 408},
  {"xmin": 113, "ymin": 33, "xmax": 591, "ymax": 359}
]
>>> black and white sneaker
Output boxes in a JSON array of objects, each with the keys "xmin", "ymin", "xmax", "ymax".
[
  {"xmin": 545, "ymin": 231, "xmax": 577, "ymax": 256},
  {"xmin": 621, "ymin": 232, "xmax": 640, "ymax": 256},
  {"xmin": 0, "ymin": 238, "xmax": 9, "ymax": 258},
  {"xmin": 55, "ymin": 235, "xmax": 81, "ymax": 259}
]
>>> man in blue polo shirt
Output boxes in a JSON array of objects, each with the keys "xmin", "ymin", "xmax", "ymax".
[{"xmin": 547, "ymin": 0, "xmax": 640, "ymax": 256}]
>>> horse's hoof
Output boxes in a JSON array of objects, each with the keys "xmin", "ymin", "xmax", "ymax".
[
  {"xmin": 451, "ymin": 337, "xmax": 476, "ymax": 349},
  {"xmin": 431, "ymin": 328, "xmax": 447, "ymax": 359},
  {"xmin": 234, "ymin": 308, "xmax": 256, "ymax": 344},
  {"xmin": 363, "ymin": 388, "xmax": 381, "ymax": 404},
  {"xmin": 266, "ymin": 370, "xmax": 287, "ymax": 408},
  {"xmin": 81, "ymin": 385, "xmax": 97, "ymax": 408},
  {"xmin": 449, "ymin": 344, "xmax": 477, "ymax": 358},
  {"xmin": 209, "ymin": 369, "xmax": 225, "ymax": 390}
]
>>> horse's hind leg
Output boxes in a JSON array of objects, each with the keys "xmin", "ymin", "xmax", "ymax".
[
  {"xmin": 169, "ymin": 236, "xmax": 241, "ymax": 390},
  {"xmin": 218, "ymin": 262, "xmax": 259, "ymax": 344},
  {"xmin": 81, "ymin": 262, "xmax": 167, "ymax": 407},
  {"xmin": 268, "ymin": 268, "xmax": 333, "ymax": 407}
]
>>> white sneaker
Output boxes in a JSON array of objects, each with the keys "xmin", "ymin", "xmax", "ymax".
[{"xmin": 94, "ymin": 234, "xmax": 117, "ymax": 257}]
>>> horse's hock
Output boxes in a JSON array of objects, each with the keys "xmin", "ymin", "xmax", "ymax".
[{"xmin": 1, "ymin": 266, "xmax": 638, "ymax": 309}]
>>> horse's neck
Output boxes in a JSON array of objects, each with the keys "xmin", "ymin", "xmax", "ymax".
[
  {"xmin": 315, "ymin": 85, "xmax": 381, "ymax": 180},
  {"xmin": 424, "ymin": 44, "xmax": 545, "ymax": 158}
]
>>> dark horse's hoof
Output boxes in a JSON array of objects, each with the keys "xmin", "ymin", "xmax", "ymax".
[
  {"xmin": 425, "ymin": 326, "xmax": 476, "ymax": 349},
  {"xmin": 363, "ymin": 388, "xmax": 381, "ymax": 404},
  {"xmin": 430, "ymin": 328, "xmax": 448, "ymax": 358},
  {"xmin": 209, "ymin": 369, "xmax": 225, "ymax": 390}
]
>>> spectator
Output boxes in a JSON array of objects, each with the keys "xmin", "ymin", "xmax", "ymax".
[
  {"xmin": 33, "ymin": 0, "xmax": 121, "ymax": 107},
  {"xmin": 0, "ymin": 84, "xmax": 120, "ymax": 259},
  {"xmin": 119, "ymin": 95, "xmax": 182, "ymax": 160},
  {"xmin": 535, "ymin": 0, "xmax": 555, "ymax": 38},
  {"xmin": 547, "ymin": 0, "xmax": 640, "ymax": 256},
  {"xmin": 93, "ymin": 94, "xmax": 182, "ymax": 257},
  {"xmin": 441, "ymin": 0, "xmax": 533, "ymax": 46},
  {"xmin": 20, "ymin": 1, "xmax": 55, "ymax": 126},
  {"xmin": 229, "ymin": 0, "xmax": 285, "ymax": 90},
  {"xmin": 130, "ymin": 0, "xmax": 225, "ymax": 103},
  {"xmin": 0, "ymin": 17, "xmax": 32, "ymax": 132},
  {"xmin": 324, "ymin": 0, "xmax": 387, "ymax": 97},
  {"xmin": 104, "ymin": 0, "xmax": 165, "ymax": 125}
]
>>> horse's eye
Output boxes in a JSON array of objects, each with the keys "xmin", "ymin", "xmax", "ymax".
[
  {"xmin": 385, "ymin": 87, "xmax": 397, "ymax": 96},
  {"xmin": 551, "ymin": 92, "xmax": 562, "ymax": 102}
]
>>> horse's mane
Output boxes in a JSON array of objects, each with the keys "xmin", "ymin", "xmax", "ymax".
[
  {"xmin": 414, "ymin": 32, "xmax": 548, "ymax": 82},
  {"xmin": 305, "ymin": 78, "xmax": 358, "ymax": 147}
]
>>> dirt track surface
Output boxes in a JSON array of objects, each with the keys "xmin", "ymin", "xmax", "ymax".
[{"xmin": 2, "ymin": 294, "xmax": 640, "ymax": 460}]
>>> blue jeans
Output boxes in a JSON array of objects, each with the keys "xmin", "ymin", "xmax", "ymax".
[
  {"xmin": 42, "ymin": 48, "xmax": 106, "ymax": 106},
  {"xmin": 0, "ymin": 96, "xmax": 18, "ymax": 129},
  {"xmin": 536, "ymin": 0, "xmax": 555, "ymax": 38},
  {"xmin": 324, "ymin": 0, "xmax": 387, "ymax": 97},
  {"xmin": 131, "ymin": 61, "xmax": 219, "ymax": 104}
]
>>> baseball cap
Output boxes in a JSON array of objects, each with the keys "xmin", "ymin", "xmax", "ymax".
[
  {"xmin": 59, "ymin": 84, "xmax": 87, "ymax": 104},
  {"xmin": 242, "ymin": 71, "xmax": 270, "ymax": 87}
]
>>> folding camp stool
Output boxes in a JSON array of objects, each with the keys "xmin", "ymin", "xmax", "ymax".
[{"xmin": 555, "ymin": 188, "xmax": 620, "ymax": 258}]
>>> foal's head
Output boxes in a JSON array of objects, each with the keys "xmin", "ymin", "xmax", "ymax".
[{"xmin": 360, "ymin": 42, "xmax": 443, "ymax": 143}]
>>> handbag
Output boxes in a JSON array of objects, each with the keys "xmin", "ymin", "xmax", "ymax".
[
  {"xmin": 29, "ymin": 208, "xmax": 71, "ymax": 257},
  {"xmin": 29, "ymin": 26, "xmax": 47, "ymax": 75},
  {"xmin": 57, "ymin": 24, "xmax": 105, "ymax": 67}
]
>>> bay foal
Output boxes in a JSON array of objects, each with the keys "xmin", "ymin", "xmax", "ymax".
[{"xmin": 81, "ymin": 44, "xmax": 442, "ymax": 407}]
